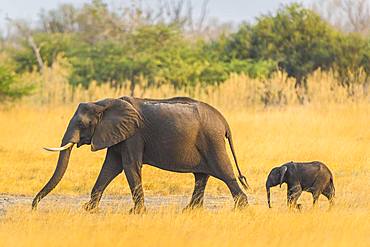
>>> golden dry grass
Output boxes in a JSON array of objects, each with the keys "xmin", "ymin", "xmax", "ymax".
[
  {"xmin": 1, "ymin": 206, "xmax": 369, "ymax": 247},
  {"xmin": 19, "ymin": 56, "xmax": 369, "ymax": 108},
  {"xmin": 0, "ymin": 72, "xmax": 369, "ymax": 246}
]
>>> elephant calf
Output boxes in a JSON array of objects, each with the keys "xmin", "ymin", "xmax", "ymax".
[{"xmin": 266, "ymin": 161, "xmax": 335, "ymax": 209}]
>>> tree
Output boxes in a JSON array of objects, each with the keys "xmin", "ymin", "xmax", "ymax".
[
  {"xmin": 249, "ymin": 4, "xmax": 337, "ymax": 101},
  {"xmin": 0, "ymin": 63, "xmax": 32, "ymax": 102},
  {"xmin": 7, "ymin": 19, "xmax": 45, "ymax": 73},
  {"xmin": 201, "ymin": 25, "xmax": 277, "ymax": 80},
  {"xmin": 222, "ymin": 23, "xmax": 253, "ymax": 61},
  {"xmin": 333, "ymin": 34, "xmax": 368, "ymax": 89},
  {"xmin": 8, "ymin": 1, "xmax": 227, "ymax": 96}
]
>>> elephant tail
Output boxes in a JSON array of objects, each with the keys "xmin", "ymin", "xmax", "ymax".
[{"xmin": 225, "ymin": 129, "xmax": 250, "ymax": 191}]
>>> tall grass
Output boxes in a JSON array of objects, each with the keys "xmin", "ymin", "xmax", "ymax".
[{"xmin": 17, "ymin": 56, "xmax": 369, "ymax": 109}]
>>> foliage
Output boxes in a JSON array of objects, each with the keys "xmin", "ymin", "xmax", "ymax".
[
  {"xmin": 249, "ymin": 4, "xmax": 337, "ymax": 89},
  {"xmin": 332, "ymin": 34, "xmax": 369, "ymax": 88},
  {"xmin": 222, "ymin": 24, "xmax": 253, "ymax": 61},
  {"xmin": 13, "ymin": 33, "xmax": 77, "ymax": 72},
  {"xmin": 226, "ymin": 59, "xmax": 277, "ymax": 79},
  {"xmin": 0, "ymin": 62, "xmax": 33, "ymax": 102},
  {"xmin": 1, "ymin": 2, "xmax": 369, "ymax": 103}
]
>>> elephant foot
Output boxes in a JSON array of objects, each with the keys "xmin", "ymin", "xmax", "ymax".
[
  {"xmin": 234, "ymin": 195, "xmax": 248, "ymax": 210},
  {"xmin": 288, "ymin": 203, "xmax": 302, "ymax": 211},
  {"xmin": 129, "ymin": 205, "xmax": 146, "ymax": 214},
  {"xmin": 328, "ymin": 201, "xmax": 334, "ymax": 210},
  {"xmin": 182, "ymin": 203, "xmax": 203, "ymax": 212},
  {"xmin": 83, "ymin": 201, "xmax": 99, "ymax": 212}
]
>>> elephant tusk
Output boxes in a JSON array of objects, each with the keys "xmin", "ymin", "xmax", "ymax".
[{"xmin": 43, "ymin": 143, "xmax": 74, "ymax": 152}]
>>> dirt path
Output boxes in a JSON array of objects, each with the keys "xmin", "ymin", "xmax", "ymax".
[{"xmin": 0, "ymin": 194, "xmax": 256, "ymax": 214}]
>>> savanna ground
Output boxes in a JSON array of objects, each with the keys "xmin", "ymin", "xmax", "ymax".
[{"xmin": 0, "ymin": 74, "xmax": 369, "ymax": 247}]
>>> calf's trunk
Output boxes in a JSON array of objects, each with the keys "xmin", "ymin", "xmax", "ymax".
[{"xmin": 266, "ymin": 186, "xmax": 271, "ymax": 208}]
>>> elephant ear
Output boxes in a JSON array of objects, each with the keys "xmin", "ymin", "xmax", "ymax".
[
  {"xmin": 279, "ymin": 166, "xmax": 288, "ymax": 188},
  {"xmin": 91, "ymin": 98, "xmax": 142, "ymax": 151}
]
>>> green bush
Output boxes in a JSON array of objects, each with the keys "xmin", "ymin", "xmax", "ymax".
[
  {"xmin": 0, "ymin": 64, "xmax": 33, "ymax": 102},
  {"xmin": 333, "ymin": 34, "xmax": 369, "ymax": 88},
  {"xmin": 249, "ymin": 4, "xmax": 337, "ymax": 89}
]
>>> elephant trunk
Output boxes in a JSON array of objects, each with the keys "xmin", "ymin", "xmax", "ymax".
[
  {"xmin": 32, "ymin": 145, "xmax": 73, "ymax": 210},
  {"xmin": 266, "ymin": 184, "xmax": 272, "ymax": 208}
]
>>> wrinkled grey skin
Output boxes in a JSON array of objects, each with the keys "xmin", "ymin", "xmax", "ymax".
[
  {"xmin": 266, "ymin": 161, "xmax": 335, "ymax": 209},
  {"xmin": 32, "ymin": 96, "xmax": 249, "ymax": 213}
]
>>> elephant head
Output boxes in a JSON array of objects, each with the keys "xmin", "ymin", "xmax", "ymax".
[
  {"xmin": 266, "ymin": 165, "xmax": 287, "ymax": 208},
  {"xmin": 32, "ymin": 98, "xmax": 142, "ymax": 209}
]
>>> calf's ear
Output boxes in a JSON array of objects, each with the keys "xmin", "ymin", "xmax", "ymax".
[{"xmin": 279, "ymin": 166, "xmax": 287, "ymax": 187}]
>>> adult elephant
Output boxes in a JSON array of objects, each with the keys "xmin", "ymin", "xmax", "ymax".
[{"xmin": 32, "ymin": 96, "xmax": 249, "ymax": 213}]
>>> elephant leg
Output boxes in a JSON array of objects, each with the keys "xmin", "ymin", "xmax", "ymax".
[
  {"xmin": 310, "ymin": 174, "xmax": 329, "ymax": 207},
  {"xmin": 311, "ymin": 183, "xmax": 326, "ymax": 207},
  {"xmin": 84, "ymin": 148, "xmax": 123, "ymax": 211},
  {"xmin": 184, "ymin": 173, "xmax": 210, "ymax": 211},
  {"xmin": 204, "ymin": 145, "xmax": 248, "ymax": 209},
  {"xmin": 123, "ymin": 163, "xmax": 145, "ymax": 214},
  {"xmin": 322, "ymin": 184, "xmax": 335, "ymax": 208},
  {"xmin": 224, "ymin": 178, "xmax": 249, "ymax": 209},
  {"xmin": 120, "ymin": 136, "xmax": 145, "ymax": 214},
  {"xmin": 312, "ymin": 191, "xmax": 322, "ymax": 207},
  {"xmin": 287, "ymin": 184, "xmax": 302, "ymax": 209}
]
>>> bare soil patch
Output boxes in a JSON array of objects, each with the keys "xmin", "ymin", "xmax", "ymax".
[{"xmin": 0, "ymin": 194, "xmax": 252, "ymax": 215}]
